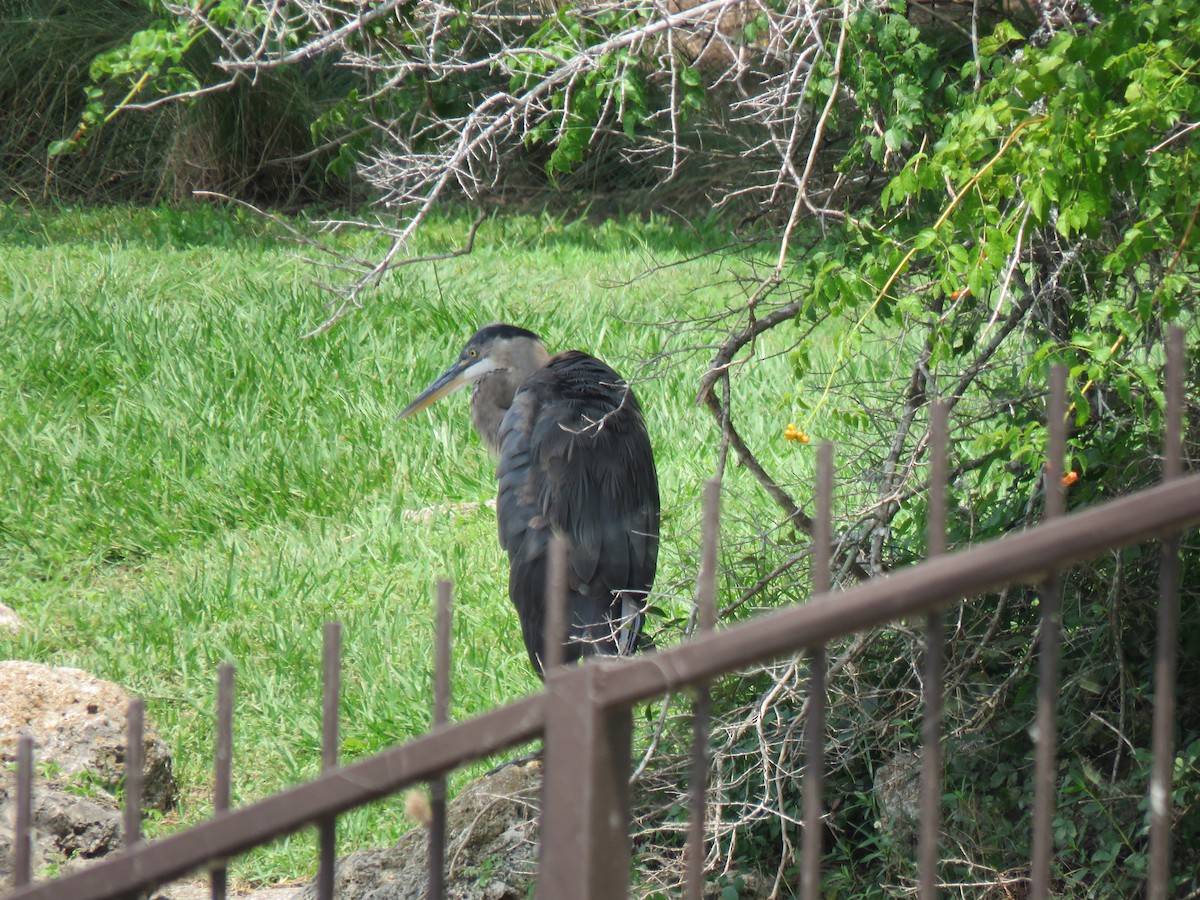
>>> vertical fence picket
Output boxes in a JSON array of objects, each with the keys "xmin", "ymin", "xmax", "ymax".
[
  {"xmin": 13, "ymin": 734, "xmax": 33, "ymax": 889},
  {"xmin": 428, "ymin": 580, "xmax": 453, "ymax": 900},
  {"xmin": 1148, "ymin": 327, "xmax": 1185, "ymax": 899},
  {"xmin": 919, "ymin": 401, "xmax": 949, "ymax": 898},
  {"xmin": 210, "ymin": 663, "xmax": 235, "ymax": 900},
  {"xmin": 686, "ymin": 480, "xmax": 721, "ymax": 900},
  {"xmin": 800, "ymin": 442, "xmax": 833, "ymax": 900},
  {"xmin": 124, "ymin": 698, "xmax": 145, "ymax": 850},
  {"xmin": 316, "ymin": 622, "xmax": 342, "ymax": 900},
  {"xmin": 1030, "ymin": 366, "xmax": 1067, "ymax": 899},
  {"xmin": 544, "ymin": 536, "xmax": 569, "ymax": 675},
  {"xmin": 540, "ymin": 533, "xmax": 634, "ymax": 898}
]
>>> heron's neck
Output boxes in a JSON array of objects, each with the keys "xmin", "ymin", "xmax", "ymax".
[{"xmin": 470, "ymin": 352, "xmax": 548, "ymax": 453}]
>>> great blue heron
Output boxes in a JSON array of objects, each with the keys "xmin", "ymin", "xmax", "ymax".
[{"xmin": 397, "ymin": 323, "xmax": 660, "ymax": 677}]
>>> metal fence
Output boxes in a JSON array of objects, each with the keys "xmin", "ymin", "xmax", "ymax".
[{"xmin": 6, "ymin": 329, "xmax": 1197, "ymax": 900}]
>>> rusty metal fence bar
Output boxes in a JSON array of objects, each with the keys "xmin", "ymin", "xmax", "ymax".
[
  {"xmin": 12, "ymin": 736, "xmax": 32, "ymax": 889},
  {"xmin": 428, "ymin": 580, "xmax": 453, "ymax": 899},
  {"xmin": 541, "ymin": 669, "xmax": 632, "ymax": 899},
  {"xmin": 595, "ymin": 475, "xmax": 1200, "ymax": 710},
  {"xmin": 539, "ymin": 536, "xmax": 636, "ymax": 900},
  {"xmin": 210, "ymin": 662, "xmax": 234, "ymax": 900},
  {"xmin": 686, "ymin": 481, "xmax": 720, "ymax": 900},
  {"xmin": 316, "ymin": 622, "xmax": 341, "ymax": 900},
  {"xmin": 1148, "ymin": 327, "xmax": 1185, "ymax": 900},
  {"xmin": 800, "ymin": 442, "xmax": 832, "ymax": 900},
  {"xmin": 1030, "ymin": 366, "xmax": 1067, "ymax": 899},
  {"xmin": 6, "ymin": 332, "xmax": 1197, "ymax": 900},
  {"xmin": 6, "ymin": 691, "xmax": 548, "ymax": 900},
  {"xmin": 124, "ymin": 697, "xmax": 144, "ymax": 850},
  {"xmin": 918, "ymin": 399, "xmax": 948, "ymax": 900}
]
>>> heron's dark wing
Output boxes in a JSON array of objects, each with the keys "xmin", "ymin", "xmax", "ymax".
[{"xmin": 496, "ymin": 350, "xmax": 660, "ymax": 676}]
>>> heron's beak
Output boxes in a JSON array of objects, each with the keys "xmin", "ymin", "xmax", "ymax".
[{"xmin": 396, "ymin": 357, "xmax": 497, "ymax": 421}]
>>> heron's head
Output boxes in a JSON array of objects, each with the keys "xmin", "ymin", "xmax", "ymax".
[{"xmin": 396, "ymin": 323, "xmax": 548, "ymax": 421}]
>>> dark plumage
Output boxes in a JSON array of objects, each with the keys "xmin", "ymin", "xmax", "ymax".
[
  {"xmin": 397, "ymin": 326, "xmax": 659, "ymax": 677},
  {"xmin": 496, "ymin": 350, "xmax": 659, "ymax": 673}
]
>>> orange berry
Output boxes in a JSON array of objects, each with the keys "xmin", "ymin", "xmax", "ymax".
[{"xmin": 784, "ymin": 425, "xmax": 810, "ymax": 444}]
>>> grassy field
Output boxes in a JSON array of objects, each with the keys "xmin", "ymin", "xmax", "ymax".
[{"xmin": 0, "ymin": 202, "xmax": 817, "ymax": 884}]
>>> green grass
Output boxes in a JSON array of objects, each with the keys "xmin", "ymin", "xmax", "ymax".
[{"xmin": 0, "ymin": 202, "xmax": 821, "ymax": 884}]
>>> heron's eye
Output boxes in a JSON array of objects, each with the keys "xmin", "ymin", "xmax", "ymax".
[{"xmin": 468, "ymin": 348, "xmax": 478, "ymax": 358}]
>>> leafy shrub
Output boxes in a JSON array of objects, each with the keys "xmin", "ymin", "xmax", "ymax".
[{"xmin": 634, "ymin": 1, "xmax": 1199, "ymax": 894}]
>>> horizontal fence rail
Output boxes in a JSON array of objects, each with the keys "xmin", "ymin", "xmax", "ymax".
[
  {"xmin": 5, "ymin": 695, "xmax": 546, "ymax": 900},
  {"xmin": 595, "ymin": 473, "xmax": 1200, "ymax": 708}
]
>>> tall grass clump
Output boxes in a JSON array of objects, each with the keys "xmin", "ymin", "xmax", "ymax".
[
  {"xmin": 0, "ymin": 0, "xmax": 361, "ymax": 205},
  {"xmin": 1, "ymin": 0, "xmax": 163, "ymax": 201}
]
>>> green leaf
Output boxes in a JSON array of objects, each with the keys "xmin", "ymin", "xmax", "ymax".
[
  {"xmin": 622, "ymin": 113, "xmax": 639, "ymax": 140},
  {"xmin": 979, "ymin": 20, "xmax": 1023, "ymax": 57},
  {"xmin": 326, "ymin": 145, "xmax": 356, "ymax": 180},
  {"xmin": 1027, "ymin": 186, "xmax": 1046, "ymax": 223},
  {"xmin": 913, "ymin": 229, "xmax": 939, "ymax": 250}
]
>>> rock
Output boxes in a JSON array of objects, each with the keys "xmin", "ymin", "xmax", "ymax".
[
  {"xmin": 0, "ymin": 780, "xmax": 123, "ymax": 877},
  {"xmin": 873, "ymin": 750, "xmax": 923, "ymax": 858},
  {"xmin": 305, "ymin": 759, "xmax": 541, "ymax": 900},
  {"xmin": 0, "ymin": 603, "xmax": 20, "ymax": 632},
  {"xmin": 0, "ymin": 661, "xmax": 178, "ymax": 882},
  {"xmin": 0, "ymin": 661, "xmax": 177, "ymax": 812},
  {"xmin": 874, "ymin": 738, "xmax": 994, "ymax": 862}
]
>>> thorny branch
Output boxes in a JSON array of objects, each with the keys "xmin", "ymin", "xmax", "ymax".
[{"xmin": 170, "ymin": 0, "xmax": 849, "ymax": 333}]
